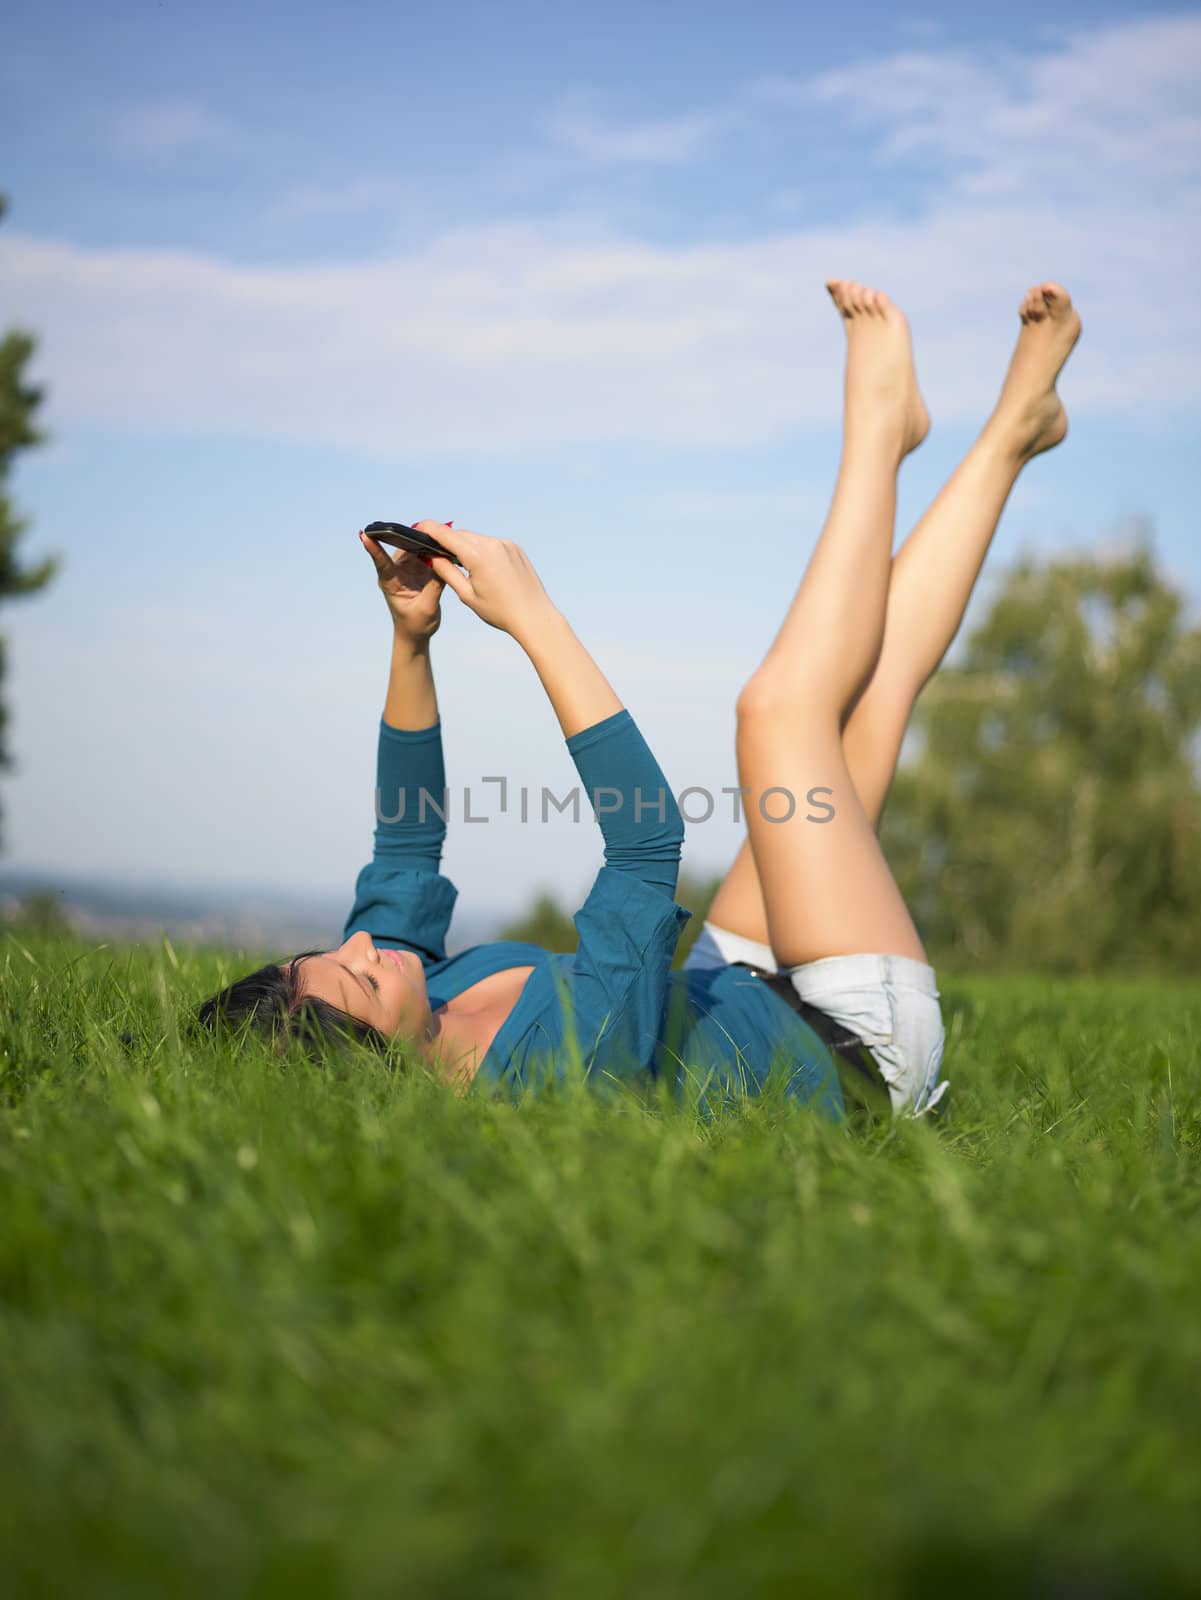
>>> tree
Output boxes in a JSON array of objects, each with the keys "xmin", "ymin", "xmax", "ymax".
[
  {"xmin": 0, "ymin": 194, "xmax": 57, "ymax": 844},
  {"xmin": 881, "ymin": 535, "xmax": 1201, "ymax": 975},
  {"xmin": 497, "ymin": 890, "xmax": 578, "ymax": 953}
]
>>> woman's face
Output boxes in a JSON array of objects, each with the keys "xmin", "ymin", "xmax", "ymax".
[{"xmin": 289, "ymin": 930, "xmax": 432, "ymax": 1040}]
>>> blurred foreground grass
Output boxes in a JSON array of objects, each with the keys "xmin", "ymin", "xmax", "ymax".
[{"xmin": 1, "ymin": 930, "xmax": 1200, "ymax": 1598}]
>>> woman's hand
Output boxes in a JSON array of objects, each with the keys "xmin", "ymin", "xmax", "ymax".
[
  {"xmin": 420, "ymin": 520, "xmax": 621, "ymax": 736},
  {"xmin": 359, "ymin": 523, "xmax": 446, "ymax": 642},
  {"xmin": 424, "ymin": 523, "xmax": 558, "ymax": 644}
]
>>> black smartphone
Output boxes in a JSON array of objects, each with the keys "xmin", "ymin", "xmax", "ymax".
[{"xmin": 362, "ymin": 521, "xmax": 462, "ymax": 566}]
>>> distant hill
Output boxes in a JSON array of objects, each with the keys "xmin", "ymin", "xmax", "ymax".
[{"xmin": 0, "ymin": 868, "xmax": 500, "ymax": 954}]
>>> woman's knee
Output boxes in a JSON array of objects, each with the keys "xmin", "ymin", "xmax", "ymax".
[
  {"xmin": 736, "ymin": 668, "xmax": 790, "ymax": 726},
  {"xmin": 736, "ymin": 665, "xmax": 838, "ymax": 729}
]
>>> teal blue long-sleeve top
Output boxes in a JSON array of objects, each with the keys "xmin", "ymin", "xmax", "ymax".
[{"xmin": 342, "ymin": 710, "xmax": 842, "ymax": 1114}]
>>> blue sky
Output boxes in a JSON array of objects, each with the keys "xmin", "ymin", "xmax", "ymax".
[{"xmin": 2, "ymin": 0, "xmax": 1199, "ymax": 928}]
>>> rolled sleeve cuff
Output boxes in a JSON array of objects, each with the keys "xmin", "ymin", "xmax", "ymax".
[{"xmin": 342, "ymin": 865, "xmax": 459, "ymax": 966}]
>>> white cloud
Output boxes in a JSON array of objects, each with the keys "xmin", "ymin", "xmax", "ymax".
[
  {"xmin": 544, "ymin": 92, "xmax": 733, "ymax": 164},
  {"xmin": 0, "ymin": 16, "xmax": 1196, "ymax": 462},
  {"xmin": 113, "ymin": 97, "xmax": 226, "ymax": 155},
  {"xmin": 801, "ymin": 14, "xmax": 1201, "ymax": 209}
]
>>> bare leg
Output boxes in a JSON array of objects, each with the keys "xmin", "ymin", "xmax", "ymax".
[
  {"xmin": 734, "ymin": 280, "xmax": 930, "ymax": 966},
  {"xmin": 707, "ymin": 281, "xmax": 1082, "ymax": 955},
  {"xmin": 843, "ymin": 282, "xmax": 1082, "ymax": 825}
]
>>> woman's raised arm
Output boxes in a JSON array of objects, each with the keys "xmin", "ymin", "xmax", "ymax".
[
  {"xmin": 359, "ymin": 523, "xmax": 448, "ymax": 729},
  {"xmin": 426, "ymin": 520, "xmax": 684, "ymax": 901},
  {"xmin": 341, "ymin": 527, "xmax": 459, "ymax": 962},
  {"xmin": 424, "ymin": 522, "xmax": 622, "ymax": 738}
]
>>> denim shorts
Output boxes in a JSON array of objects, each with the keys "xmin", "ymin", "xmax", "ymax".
[{"xmin": 683, "ymin": 922, "xmax": 948, "ymax": 1116}]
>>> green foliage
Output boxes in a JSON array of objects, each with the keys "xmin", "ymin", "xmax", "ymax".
[
  {"xmin": 497, "ymin": 888, "xmax": 578, "ymax": 951},
  {"xmin": 0, "ymin": 194, "xmax": 59, "ymax": 836},
  {"xmin": 671, "ymin": 869, "xmax": 720, "ymax": 965},
  {"xmin": 499, "ymin": 870, "xmax": 721, "ymax": 967},
  {"xmin": 883, "ymin": 537, "xmax": 1201, "ymax": 976},
  {"xmin": 1, "ymin": 929, "xmax": 1200, "ymax": 1597}
]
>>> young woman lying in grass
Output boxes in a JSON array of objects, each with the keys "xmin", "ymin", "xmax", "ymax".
[{"xmin": 198, "ymin": 278, "xmax": 1081, "ymax": 1115}]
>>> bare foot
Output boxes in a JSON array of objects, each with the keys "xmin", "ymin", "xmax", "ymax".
[
  {"xmin": 990, "ymin": 282, "xmax": 1082, "ymax": 461},
  {"xmin": 826, "ymin": 278, "xmax": 930, "ymax": 460}
]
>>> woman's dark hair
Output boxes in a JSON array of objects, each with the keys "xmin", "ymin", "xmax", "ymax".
[{"xmin": 194, "ymin": 950, "xmax": 392, "ymax": 1058}]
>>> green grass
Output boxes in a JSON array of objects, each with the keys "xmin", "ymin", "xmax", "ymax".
[{"xmin": 2, "ymin": 930, "xmax": 1200, "ymax": 1599}]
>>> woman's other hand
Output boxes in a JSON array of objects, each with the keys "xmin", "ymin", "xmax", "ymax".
[
  {"xmin": 424, "ymin": 524, "xmax": 558, "ymax": 644},
  {"xmin": 359, "ymin": 523, "xmax": 446, "ymax": 642}
]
